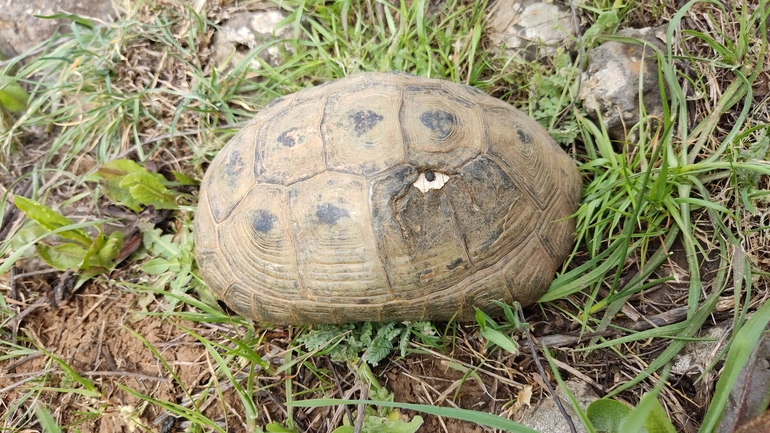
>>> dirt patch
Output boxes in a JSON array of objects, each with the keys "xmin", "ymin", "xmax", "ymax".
[
  {"xmin": 0, "ymin": 283, "xmax": 216, "ymax": 432},
  {"xmin": 382, "ymin": 356, "xmax": 514, "ymax": 432}
]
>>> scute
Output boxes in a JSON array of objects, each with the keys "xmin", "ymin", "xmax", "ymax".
[
  {"xmin": 256, "ymin": 100, "xmax": 326, "ymax": 185},
  {"xmin": 483, "ymin": 105, "xmax": 562, "ymax": 209},
  {"xmin": 444, "ymin": 155, "xmax": 538, "ymax": 267},
  {"xmin": 219, "ymin": 184, "xmax": 304, "ymax": 300},
  {"xmin": 287, "ymin": 171, "xmax": 393, "ymax": 303},
  {"xmin": 195, "ymin": 72, "xmax": 582, "ymax": 325},
  {"xmin": 401, "ymin": 85, "xmax": 483, "ymax": 168},
  {"xmin": 322, "ymin": 83, "xmax": 405, "ymax": 177},
  {"xmin": 203, "ymin": 122, "xmax": 261, "ymax": 222}
]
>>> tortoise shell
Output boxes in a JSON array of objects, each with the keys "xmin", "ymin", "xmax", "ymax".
[{"xmin": 195, "ymin": 72, "xmax": 581, "ymax": 325}]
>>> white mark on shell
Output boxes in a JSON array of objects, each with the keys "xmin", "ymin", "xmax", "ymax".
[{"xmin": 413, "ymin": 171, "xmax": 450, "ymax": 193}]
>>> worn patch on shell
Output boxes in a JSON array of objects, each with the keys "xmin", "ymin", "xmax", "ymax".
[{"xmin": 413, "ymin": 171, "xmax": 450, "ymax": 193}]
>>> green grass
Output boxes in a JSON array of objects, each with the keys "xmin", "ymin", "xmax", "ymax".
[{"xmin": 1, "ymin": 0, "xmax": 770, "ymax": 431}]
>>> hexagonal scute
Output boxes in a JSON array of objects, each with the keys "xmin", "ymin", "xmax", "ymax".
[
  {"xmin": 255, "ymin": 100, "xmax": 326, "ymax": 186},
  {"xmin": 287, "ymin": 171, "xmax": 392, "ymax": 303},
  {"xmin": 401, "ymin": 86, "xmax": 483, "ymax": 168},
  {"xmin": 203, "ymin": 121, "xmax": 261, "ymax": 222},
  {"xmin": 483, "ymin": 104, "xmax": 561, "ymax": 209},
  {"xmin": 218, "ymin": 184, "xmax": 305, "ymax": 300},
  {"xmin": 369, "ymin": 167, "xmax": 471, "ymax": 299},
  {"xmin": 444, "ymin": 155, "xmax": 539, "ymax": 268},
  {"xmin": 322, "ymin": 82, "xmax": 405, "ymax": 177}
]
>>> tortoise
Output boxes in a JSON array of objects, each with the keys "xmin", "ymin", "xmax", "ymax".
[{"xmin": 194, "ymin": 72, "xmax": 582, "ymax": 325}]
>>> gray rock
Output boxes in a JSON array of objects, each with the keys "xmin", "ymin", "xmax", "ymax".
[
  {"xmin": 211, "ymin": 10, "xmax": 292, "ymax": 73},
  {"xmin": 520, "ymin": 379, "xmax": 598, "ymax": 433},
  {"xmin": 578, "ymin": 26, "xmax": 667, "ymax": 142},
  {"xmin": 488, "ymin": 0, "xmax": 575, "ymax": 58},
  {"xmin": 0, "ymin": 0, "xmax": 114, "ymax": 58}
]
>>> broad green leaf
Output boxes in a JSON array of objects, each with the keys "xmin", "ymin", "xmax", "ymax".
[
  {"xmin": 81, "ymin": 232, "xmax": 107, "ymax": 270},
  {"xmin": 14, "ymin": 196, "xmax": 92, "ymax": 246},
  {"xmin": 142, "ymin": 228, "xmax": 181, "ymax": 259},
  {"xmin": 643, "ymin": 398, "xmax": 677, "ymax": 433},
  {"xmin": 96, "ymin": 159, "xmax": 146, "ymax": 180},
  {"xmin": 587, "ymin": 398, "xmax": 631, "ymax": 433},
  {"xmin": 583, "ymin": 10, "xmax": 619, "ymax": 46},
  {"xmin": 11, "ymin": 226, "xmax": 48, "ymax": 251},
  {"xmin": 121, "ymin": 172, "xmax": 177, "ymax": 209},
  {"xmin": 100, "ymin": 177, "xmax": 144, "ymax": 211},
  {"xmin": 0, "ymin": 75, "xmax": 30, "ymax": 112},
  {"xmin": 173, "ymin": 171, "xmax": 198, "ymax": 185},
  {"xmin": 36, "ymin": 243, "xmax": 88, "ymax": 271},
  {"xmin": 480, "ymin": 327, "xmax": 519, "ymax": 355},
  {"xmin": 701, "ymin": 299, "xmax": 770, "ymax": 432}
]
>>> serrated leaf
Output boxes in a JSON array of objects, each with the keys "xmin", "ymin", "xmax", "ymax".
[
  {"xmin": 363, "ymin": 333, "xmax": 394, "ymax": 366},
  {"xmin": 36, "ymin": 243, "xmax": 88, "ymax": 270},
  {"xmin": 142, "ymin": 229, "xmax": 180, "ymax": 259},
  {"xmin": 14, "ymin": 196, "xmax": 92, "ymax": 246},
  {"xmin": 381, "ymin": 415, "xmax": 423, "ymax": 433},
  {"xmin": 0, "ymin": 75, "xmax": 30, "ymax": 112},
  {"xmin": 121, "ymin": 172, "xmax": 177, "ymax": 209}
]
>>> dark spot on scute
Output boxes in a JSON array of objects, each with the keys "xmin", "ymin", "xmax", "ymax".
[
  {"xmin": 420, "ymin": 110, "xmax": 456, "ymax": 139},
  {"xmin": 277, "ymin": 127, "xmax": 300, "ymax": 147},
  {"xmin": 517, "ymin": 128, "xmax": 532, "ymax": 144},
  {"xmin": 251, "ymin": 210, "xmax": 277, "ymax": 232},
  {"xmin": 350, "ymin": 110, "xmax": 384, "ymax": 136},
  {"xmin": 446, "ymin": 258, "xmax": 463, "ymax": 270},
  {"xmin": 224, "ymin": 150, "xmax": 245, "ymax": 185},
  {"xmin": 425, "ymin": 171, "xmax": 436, "ymax": 182},
  {"xmin": 316, "ymin": 203, "xmax": 349, "ymax": 225}
]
